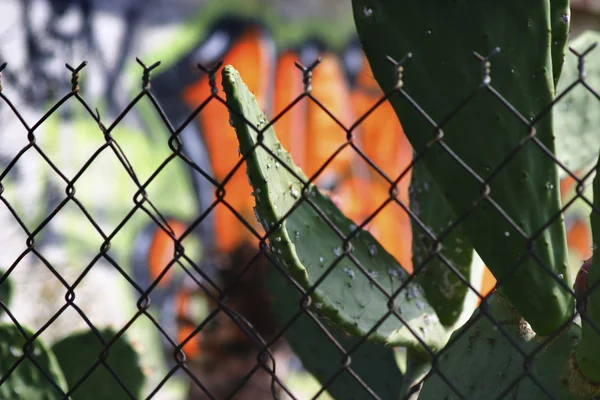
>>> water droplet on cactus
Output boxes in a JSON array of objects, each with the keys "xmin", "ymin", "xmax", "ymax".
[
  {"xmin": 483, "ymin": 75, "xmax": 491, "ymax": 85},
  {"xmin": 504, "ymin": 231, "xmax": 510, "ymax": 237},
  {"xmin": 333, "ymin": 247, "xmax": 342, "ymax": 256},
  {"xmin": 363, "ymin": 6, "xmax": 373, "ymax": 17},
  {"xmin": 406, "ymin": 286, "xmax": 418, "ymax": 300},
  {"xmin": 558, "ymin": 273, "xmax": 564, "ymax": 280},
  {"xmin": 319, "ymin": 256, "xmax": 325, "ymax": 265},
  {"xmin": 275, "ymin": 237, "xmax": 282, "ymax": 242},
  {"xmin": 295, "ymin": 230, "xmax": 300, "ymax": 238},
  {"xmin": 267, "ymin": 163, "xmax": 271, "ymax": 169},
  {"xmin": 350, "ymin": 223, "xmax": 357, "ymax": 231},
  {"xmin": 343, "ymin": 266, "xmax": 356, "ymax": 280},
  {"xmin": 426, "ymin": 29, "xmax": 432, "ymax": 36},
  {"xmin": 368, "ymin": 244, "xmax": 377, "ymax": 257},
  {"xmin": 290, "ymin": 187, "xmax": 299, "ymax": 199},
  {"xmin": 277, "ymin": 249, "xmax": 282, "ymax": 254},
  {"xmin": 510, "ymin": 68, "xmax": 515, "ymax": 74},
  {"xmin": 561, "ymin": 13, "xmax": 569, "ymax": 24},
  {"xmin": 275, "ymin": 162, "xmax": 280, "ymax": 169},
  {"xmin": 369, "ymin": 270, "xmax": 378, "ymax": 279},
  {"xmin": 527, "ymin": 20, "xmax": 532, "ymax": 28}
]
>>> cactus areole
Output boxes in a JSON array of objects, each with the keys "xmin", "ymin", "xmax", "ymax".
[{"xmin": 352, "ymin": 0, "xmax": 572, "ymax": 335}]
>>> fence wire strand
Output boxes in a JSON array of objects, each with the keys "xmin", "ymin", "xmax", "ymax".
[{"xmin": 0, "ymin": 41, "xmax": 599, "ymax": 400}]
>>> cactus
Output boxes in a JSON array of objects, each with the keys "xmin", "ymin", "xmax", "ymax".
[
  {"xmin": 350, "ymin": 0, "xmax": 572, "ymax": 337},
  {"xmin": 266, "ymin": 267, "xmax": 406, "ymax": 399},
  {"xmin": 409, "ymin": 160, "xmax": 484, "ymax": 328},
  {"xmin": 550, "ymin": 0, "xmax": 571, "ymax": 89},
  {"xmin": 217, "ymin": 2, "xmax": 600, "ymax": 396},
  {"xmin": 222, "ymin": 64, "xmax": 449, "ymax": 356},
  {"xmin": 418, "ymin": 293, "xmax": 590, "ymax": 399},
  {"xmin": 51, "ymin": 328, "xmax": 146, "ymax": 399},
  {"xmin": 575, "ymin": 141, "xmax": 600, "ymax": 383},
  {"xmin": 0, "ymin": 323, "xmax": 69, "ymax": 399}
]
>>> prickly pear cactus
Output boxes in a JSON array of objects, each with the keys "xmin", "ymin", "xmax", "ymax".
[
  {"xmin": 266, "ymin": 267, "xmax": 405, "ymax": 400},
  {"xmin": 409, "ymin": 160, "xmax": 484, "ymax": 328},
  {"xmin": 550, "ymin": 0, "xmax": 571, "ymax": 88},
  {"xmin": 221, "ymin": 64, "xmax": 448, "ymax": 355},
  {"xmin": 0, "ymin": 323, "xmax": 69, "ymax": 399},
  {"xmin": 352, "ymin": 0, "xmax": 572, "ymax": 336},
  {"xmin": 575, "ymin": 138, "xmax": 600, "ymax": 384},
  {"xmin": 419, "ymin": 293, "xmax": 590, "ymax": 399},
  {"xmin": 51, "ymin": 328, "xmax": 146, "ymax": 399}
]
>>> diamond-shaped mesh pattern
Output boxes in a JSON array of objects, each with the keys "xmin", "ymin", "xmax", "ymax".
[{"xmin": 1, "ymin": 37, "xmax": 600, "ymax": 400}]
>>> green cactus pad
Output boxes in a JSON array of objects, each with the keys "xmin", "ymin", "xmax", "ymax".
[
  {"xmin": 575, "ymin": 141, "xmax": 600, "ymax": 383},
  {"xmin": 419, "ymin": 293, "xmax": 588, "ymax": 399},
  {"xmin": 222, "ymin": 65, "xmax": 447, "ymax": 354},
  {"xmin": 550, "ymin": 0, "xmax": 570, "ymax": 89},
  {"xmin": 410, "ymin": 160, "xmax": 484, "ymax": 328},
  {"xmin": 51, "ymin": 328, "xmax": 146, "ymax": 399},
  {"xmin": 267, "ymin": 267, "xmax": 405, "ymax": 400},
  {"xmin": 0, "ymin": 323, "xmax": 69, "ymax": 399},
  {"xmin": 554, "ymin": 30, "xmax": 600, "ymax": 179},
  {"xmin": 352, "ymin": 0, "xmax": 572, "ymax": 336}
]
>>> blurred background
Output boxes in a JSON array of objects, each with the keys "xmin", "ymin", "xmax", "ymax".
[{"xmin": 0, "ymin": 1, "xmax": 599, "ymax": 399}]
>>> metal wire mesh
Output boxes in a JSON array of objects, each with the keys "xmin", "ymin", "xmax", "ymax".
[{"xmin": 0, "ymin": 39, "xmax": 599, "ymax": 400}]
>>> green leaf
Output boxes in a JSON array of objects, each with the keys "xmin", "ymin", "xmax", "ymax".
[
  {"xmin": 51, "ymin": 328, "xmax": 146, "ymax": 399},
  {"xmin": 0, "ymin": 323, "xmax": 69, "ymax": 400}
]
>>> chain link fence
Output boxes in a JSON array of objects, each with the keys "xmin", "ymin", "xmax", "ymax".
[{"xmin": 0, "ymin": 31, "xmax": 599, "ymax": 400}]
